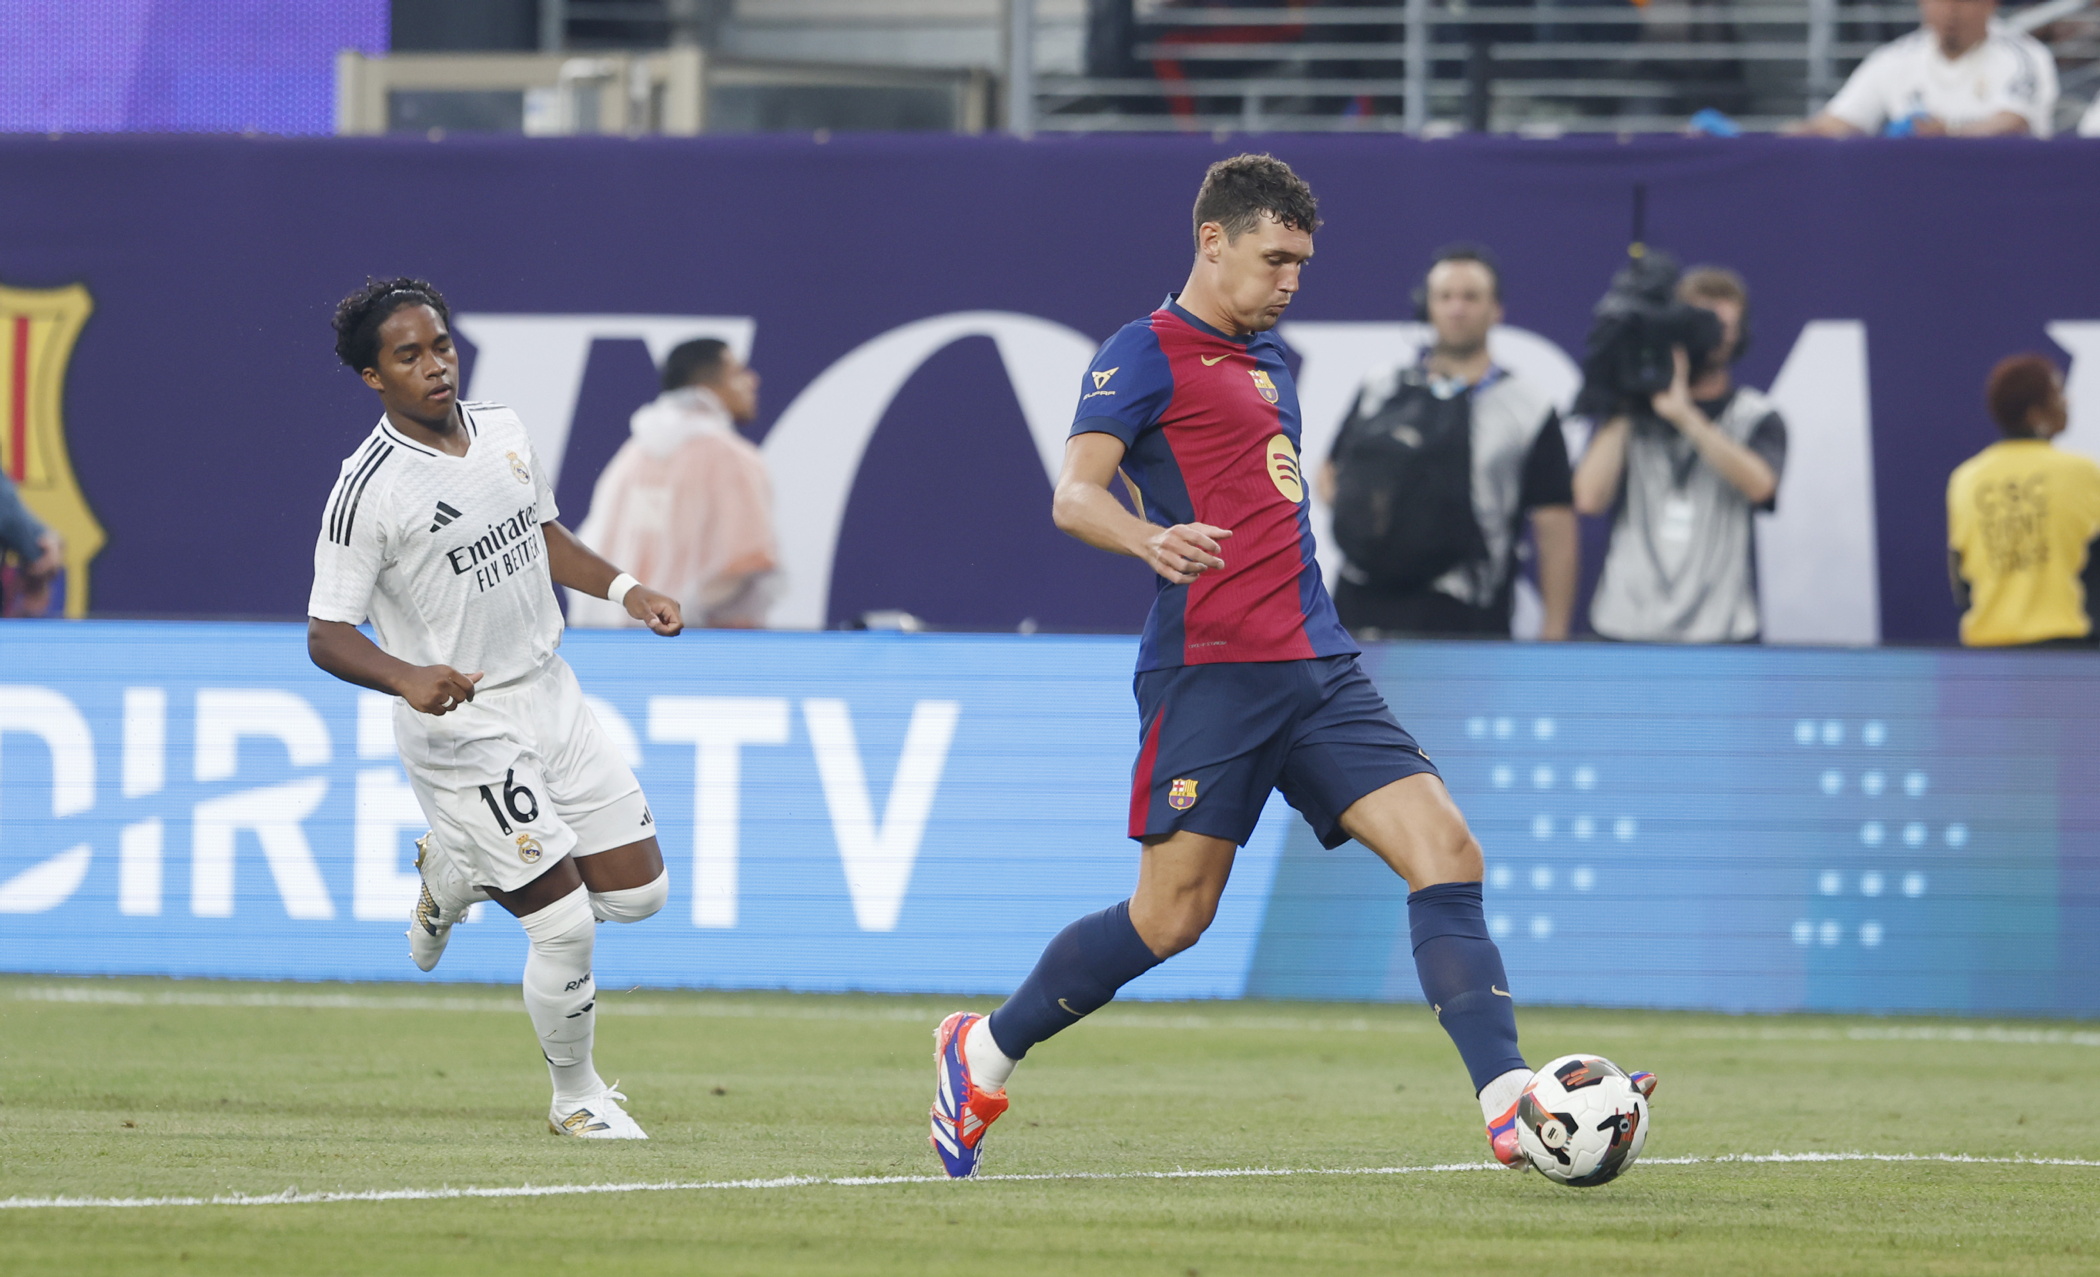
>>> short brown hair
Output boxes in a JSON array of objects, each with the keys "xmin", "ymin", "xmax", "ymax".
[
  {"xmin": 1986, "ymin": 354, "xmax": 2062, "ymax": 437},
  {"xmin": 1679, "ymin": 266, "xmax": 1748, "ymax": 309},
  {"xmin": 1192, "ymin": 153, "xmax": 1321, "ymax": 248}
]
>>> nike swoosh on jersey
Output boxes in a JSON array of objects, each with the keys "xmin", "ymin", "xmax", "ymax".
[
  {"xmin": 1200, "ymin": 353, "xmax": 1230, "ymax": 366},
  {"xmin": 1493, "ymin": 986, "xmax": 1512, "ymax": 998}
]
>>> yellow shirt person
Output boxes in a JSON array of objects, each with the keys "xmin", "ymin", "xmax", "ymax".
[{"xmin": 1947, "ymin": 355, "xmax": 2100, "ymax": 647}]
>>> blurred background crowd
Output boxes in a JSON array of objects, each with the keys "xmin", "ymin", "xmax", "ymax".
[{"xmin": 1, "ymin": 0, "xmax": 2097, "ymax": 649}]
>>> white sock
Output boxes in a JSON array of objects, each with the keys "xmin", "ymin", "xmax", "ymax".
[
  {"xmin": 588, "ymin": 869, "xmax": 668, "ymax": 924},
  {"xmin": 963, "ymin": 1015, "xmax": 1016, "ymax": 1092},
  {"xmin": 520, "ymin": 884, "xmax": 606, "ymax": 1108},
  {"xmin": 1479, "ymin": 1066, "xmax": 1532, "ymax": 1123}
]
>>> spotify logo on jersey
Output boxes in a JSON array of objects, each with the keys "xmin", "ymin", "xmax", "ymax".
[{"xmin": 1266, "ymin": 434, "xmax": 1304, "ymax": 504}]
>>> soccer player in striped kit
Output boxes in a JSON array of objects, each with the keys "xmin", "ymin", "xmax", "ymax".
[{"xmin": 929, "ymin": 155, "xmax": 1652, "ymax": 1177}]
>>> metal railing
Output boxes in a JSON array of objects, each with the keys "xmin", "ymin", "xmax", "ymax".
[
  {"xmin": 1011, "ymin": 0, "xmax": 2100, "ymax": 135},
  {"xmin": 335, "ymin": 49, "xmax": 992, "ymax": 136}
]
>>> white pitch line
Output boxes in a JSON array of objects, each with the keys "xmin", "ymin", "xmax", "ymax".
[
  {"xmin": 4, "ymin": 1153, "xmax": 2095, "ymax": 1213},
  {"xmin": 5, "ymin": 986, "xmax": 1412, "ymax": 1034},
  {"xmin": 13, "ymin": 987, "xmax": 2099, "ymax": 1047}
]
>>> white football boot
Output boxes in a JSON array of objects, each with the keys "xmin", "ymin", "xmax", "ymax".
[
  {"xmin": 407, "ymin": 833, "xmax": 480, "ymax": 972},
  {"xmin": 549, "ymin": 1086, "xmax": 649, "ymax": 1140}
]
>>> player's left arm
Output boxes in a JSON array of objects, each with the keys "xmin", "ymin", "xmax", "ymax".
[{"xmin": 542, "ymin": 520, "xmax": 684, "ymax": 636}]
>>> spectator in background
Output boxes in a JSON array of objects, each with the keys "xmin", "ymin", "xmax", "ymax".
[
  {"xmin": 1792, "ymin": 0, "xmax": 2056, "ymax": 137},
  {"xmin": 1947, "ymin": 355, "xmax": 2100, "ymax": 646},
  {"xmin": 1317, "ymin": 245, "xmax": 1577, "ymax": 639},
  {"xmin": 0, "ymin": 468, "xmax": 62, "ymax": 617},
  {"xmin": 1576, "ymin": 267, "xmax": 1785, "ymax": 643},
  {"xmin": 566, "ymin": 339, "xmax": 780, "ymax": 629}
]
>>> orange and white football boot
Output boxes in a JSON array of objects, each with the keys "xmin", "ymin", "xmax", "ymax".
[{"xmin": 929, "ymin": 1011, "xmax": 1009, "ymax": 1178}]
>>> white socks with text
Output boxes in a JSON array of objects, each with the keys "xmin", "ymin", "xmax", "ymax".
[{"xmin": 520, "ymin": 884, "xmax": 605, "ymax": 1107}]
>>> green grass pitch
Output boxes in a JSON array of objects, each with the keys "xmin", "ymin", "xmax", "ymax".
[{"xmin": 3, "ymin": 975, "xmax": 2095, "ymax": 1276}]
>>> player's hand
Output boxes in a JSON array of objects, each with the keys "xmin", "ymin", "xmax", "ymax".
[
  {"xmin": 625, "ymin": 585, "xmax": 684, "ymax": 636},
  {"xmin": 1145, "ymin": 523, "xmax": 1231, "ymax": 585},
  {"xmin": 399, "ymin": 665, "xmax": 484, "ymax": 715}
]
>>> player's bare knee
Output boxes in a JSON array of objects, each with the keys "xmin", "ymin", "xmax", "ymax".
[
  {"xmin": 589, "ymin": 868, "xmax": 669, "ymax": 924},
  {"xmin": 1450, "ymin": 833, "xmax": 1486, "ymax": 883},
  {"xmin": 1424, "ymin": 822, "xmax": 1485, "ymax": 884},
  {"xmin": 1161, "ymin": 897, "xmax": 1222, "ymax": 956}
]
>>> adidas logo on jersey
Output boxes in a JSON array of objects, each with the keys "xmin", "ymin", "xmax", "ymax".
[{"xmin": 429, "ymin": 501, "xmax": 463, "ymax": 533}]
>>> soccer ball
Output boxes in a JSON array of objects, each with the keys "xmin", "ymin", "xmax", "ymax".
[{"xmin": 1513, "ymin": 1054, "xmax": 1649, "ymax": 1187}]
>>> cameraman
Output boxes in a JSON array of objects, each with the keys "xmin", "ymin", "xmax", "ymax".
[
  {"xmin": 1317, "ymin": 245, "xmax": 1577, "ymax": 640},
  {"xmin": 1574, "ymin": 267, "xmax": 1785, "ymax": 643}
]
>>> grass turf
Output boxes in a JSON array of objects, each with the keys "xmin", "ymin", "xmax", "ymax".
[{"xmin": 1, "ymin": 976, "xmax": 2095, "ymax": 1275}]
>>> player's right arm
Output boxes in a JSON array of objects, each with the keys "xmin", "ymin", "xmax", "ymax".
[
  {"xmin": 306, "ymin": 619, "xmax": 483, "ymax": 716},
  {"xmin": 1054, "ymin": 432, "xmax": 1230, "ymax": 586},
  {"xmin": 308, "ymin": 447, "xmax": 482, "ymax": 715}
]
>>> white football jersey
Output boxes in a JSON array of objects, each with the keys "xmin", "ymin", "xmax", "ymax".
[
  {"xmin": 309, "ymin": 401, "xmax": 565, "ymax": 688},
  {"xmin": 1824, "ymin": 23, "xmax": 2056, "ymax": 136}
]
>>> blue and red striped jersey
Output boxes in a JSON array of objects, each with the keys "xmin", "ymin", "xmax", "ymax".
[{"xmin": 1071, "ymin": 296, "xmax": 1357, "ymax": 672}]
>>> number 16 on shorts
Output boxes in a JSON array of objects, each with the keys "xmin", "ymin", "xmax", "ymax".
[
  {"xmin": 478, "ymin": 767, "xmax": 547, "ymax": 862},
  {"xmin": 418, "ymin": 756, "xmax": 580, "ymax": 894}
]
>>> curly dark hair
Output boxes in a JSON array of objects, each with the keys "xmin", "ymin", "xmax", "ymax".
[
  {"xmin": 1986, "ymin": 353, "xmax": 2061, "ymax": 438},
  {"xmin": 1192, "ymin": 153, "xmax": 1321, "ymax": 248},
  {"xmin": 332, "ymin": 277, "xmax": 452, "ymax": 372}
]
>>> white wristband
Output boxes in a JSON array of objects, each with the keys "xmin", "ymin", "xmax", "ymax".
[{"xmin": 605, "ymin": 572, "xmax": 641, "ymax": 605}]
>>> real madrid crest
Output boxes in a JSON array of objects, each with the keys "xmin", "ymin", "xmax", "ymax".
[
  {"xmin": 1168, "ymin": 777, "xmax": 1200, "ymax": 811},
  {"xmin": 515, "ymin": 833, "xmax": 543, "ymax": 863},
  {"xmin": 506, "ymin": 450, "xmax": 532, "ymax": 485}
]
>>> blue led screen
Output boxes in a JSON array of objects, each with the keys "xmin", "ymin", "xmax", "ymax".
[{"xmin": 0, "ymin": 623, "xmax": 2094, "ymax": 1018}]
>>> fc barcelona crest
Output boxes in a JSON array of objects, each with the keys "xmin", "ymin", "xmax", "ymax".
[
  {"xmin": 0, "ymin": 282, "xmax": 103, "ymax": 617},
  {"xmin": 1248, "ymin": 368, "xmax": 1280, "ymax": 405},
  {"xmin": 1168, "ymin": 777, "xmax": 1200, "ymax": 811}
]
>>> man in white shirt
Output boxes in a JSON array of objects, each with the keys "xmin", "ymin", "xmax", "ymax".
[
  {"xmin": 309, "ymin": 277, "xmax": 684, "ymax": 1140},
  {"xmin": 567, "ymin": 339, "xmax": 781, "ymax": 629},
  {"xmin": 1794, "ymin": 0, "xmax": 2056, "ymax": 137}
]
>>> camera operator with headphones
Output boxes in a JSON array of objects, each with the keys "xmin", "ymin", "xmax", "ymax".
[
  {"xmin": 1573, "ymin": 266, "xmax": 1786, "ymax": 643},
  {"xmin": 1317, "ymin": 244, "xmax": 1578, "ymax": 640}
]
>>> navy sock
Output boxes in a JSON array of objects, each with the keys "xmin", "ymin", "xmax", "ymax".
[
  {"xmin": 987, "ymin": 899, "xmax": 1163, "ymax": 1059},
  {"xmin": 1407, "ymin": 881, "xmax": 1527, "ymax": 1094}
]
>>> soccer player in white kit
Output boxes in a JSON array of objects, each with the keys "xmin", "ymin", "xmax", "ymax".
[{"xmin": 308, "ymin": 278, "xmax": 685, "ymax": 1140}]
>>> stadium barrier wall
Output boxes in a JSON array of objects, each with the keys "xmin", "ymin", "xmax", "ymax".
[
  {"xmin": 7, "ymin": 135, "xmax": 2100, "ymax": 643},
  {"xmin": 3, "ymin": 623, "xmax": 2095, "ymax": 1018}
]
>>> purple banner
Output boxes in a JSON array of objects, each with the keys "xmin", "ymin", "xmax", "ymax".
[{"xmin": 2, "ymin": 133, "xmax": 2097, "ymax": 642}]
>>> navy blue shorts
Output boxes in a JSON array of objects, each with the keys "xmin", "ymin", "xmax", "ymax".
[{"xmin": 1127, "ymin": 654, "xmax": 1438, "ymax": 850}]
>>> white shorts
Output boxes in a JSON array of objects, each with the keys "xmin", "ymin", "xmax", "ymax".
[{"xmin": 393, "ymin": 656, "xmax": 652, "ymax": 895}]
